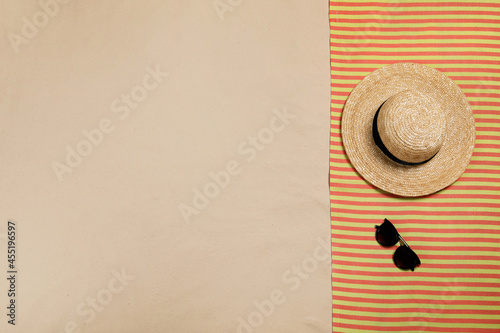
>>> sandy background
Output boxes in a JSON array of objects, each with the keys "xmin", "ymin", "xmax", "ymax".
[{"xmin": 0, "ymin": 1, "xmax": 331, "ymax": 332}]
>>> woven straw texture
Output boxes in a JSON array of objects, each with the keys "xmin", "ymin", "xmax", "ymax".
[
  {"xmin": 330, "ymin": 1, "xmax": 500, "ymax": 332},
  {"xmin": 377, "ymin": 89, "xmax": 446, "ymax": 163},
  {"xmin": 342, "ymin": 62, "xmax": 475, "ymax": 197}
]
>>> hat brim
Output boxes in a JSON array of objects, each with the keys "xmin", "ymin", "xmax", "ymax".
[{"xmin": 341, "ymin": 63, "xmax": 475, "ymax": 197}]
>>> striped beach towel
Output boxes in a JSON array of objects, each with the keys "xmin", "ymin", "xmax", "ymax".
[{"xmin": 329, "ymin": 1, "xmax": 500, "ymax": 332}]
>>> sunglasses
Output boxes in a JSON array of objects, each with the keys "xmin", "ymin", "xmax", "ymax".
[{"xmin": 375, "ymin": 219, "xmax": 421, "ymax": 271}]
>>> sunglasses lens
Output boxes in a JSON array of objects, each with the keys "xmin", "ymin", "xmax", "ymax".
[
  {"xmin": 375, "ymin": 219, "xmax": 399, "ymax": 246},
  {"xmin": 393, "ymin": 246, "xmax": 421, "ymax": 271}
]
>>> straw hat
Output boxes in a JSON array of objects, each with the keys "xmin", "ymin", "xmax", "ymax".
[{"xmin": 341, "ymin": 62, "xmax": 475, "ymax": 197}]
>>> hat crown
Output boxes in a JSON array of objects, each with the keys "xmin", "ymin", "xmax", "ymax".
[{"xmin": 377, "ymin": 90, "xmax": 446, "ymax": 164}]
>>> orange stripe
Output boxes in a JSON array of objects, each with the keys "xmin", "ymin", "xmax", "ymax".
[
  {"xmin": 333, "ymin": 242, "xmax": 500, "ymax": 253},
  {"xmin": 333, "ymin": 260, "xmax": 500, "ymax": 271},
  {"xmin": 330, "ymin": 58, "xmax": 500, "ymax": 65},
  {"xmin": 333, "ymin": 216, "xmax": 500, "ymax": 225},
  {"xmin": 333, "ymin": 174, "xmax": 500, "ymax": 184},
  {"xmin": 333, "ymin": 304, "xmax": 500, "ymax": 316},
  {"xmin": 331, "ymin": 191, "xmax": 500, "ymax": 200},
  {"xmin": 333, "ymin": 278, "xmax": 500, "ymax": 288},
  {"xmin": 331, "ymin": 25, "xmax": 500, "ymax": 31},
  {"xmin": 332, "ymin": 234, "xmax": 500, "ymax": 244},
  {"xmin": 334, "ymin": 199, "xmax": 500, "ymax": 207},
  {"xmin": 332, "ymin": 66, "xmax": 500, "ymax": 74},
  {"xmin": 333, "ymin": 252, "xmax": 500, "ymax": 262},
  {"xmin": 335, "ymin": 286, "xmax": 500, "ymax": 297},
  {"xmin": 335, "ymin": 10, "xmax": 500, "ymax": 16},
  {"xmin": 331, "ymin": 2, "xmax": 500, "ymax": 8},
  {"xmin": 331, "ymin": 75, "xmax": 500, "ymax": 83},
  {"xmin": 330, "ymin": 157, "xmax": 500, "ymax": 166},
  {"xmin": 331, "ymin": 184, "xmax": 500, "ymax": 193},
  {"xmin": 333, "ymin": 18, "xmax": 500, "ymax": 24},
  {"xmin": 335, "ymin": 252, "xmax": 500, "ymax": 263},
  {"xmin": 333, "ymin": 269, "xmax": 500, "ymax": 280},
  {"xmin": 335, "ymin": 224, "xmax": 500, "ymax": 234},
  {"xmin": 334, "ymin": 313, "xmax": 500, "ymax": 324},
  {"xmin": 333, "ymin": 322, "xmax": 500, "ymax": 333}
]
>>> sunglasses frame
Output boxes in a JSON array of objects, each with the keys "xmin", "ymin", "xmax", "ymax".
[{"xmin": 375, "ymin": 219, "xmax": 421, "ymax": 271}]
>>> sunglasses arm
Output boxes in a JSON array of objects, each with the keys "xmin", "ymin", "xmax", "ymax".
[{"xmin": 398, "ymin": 235, "xmax": 410, "ymax": 248}]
